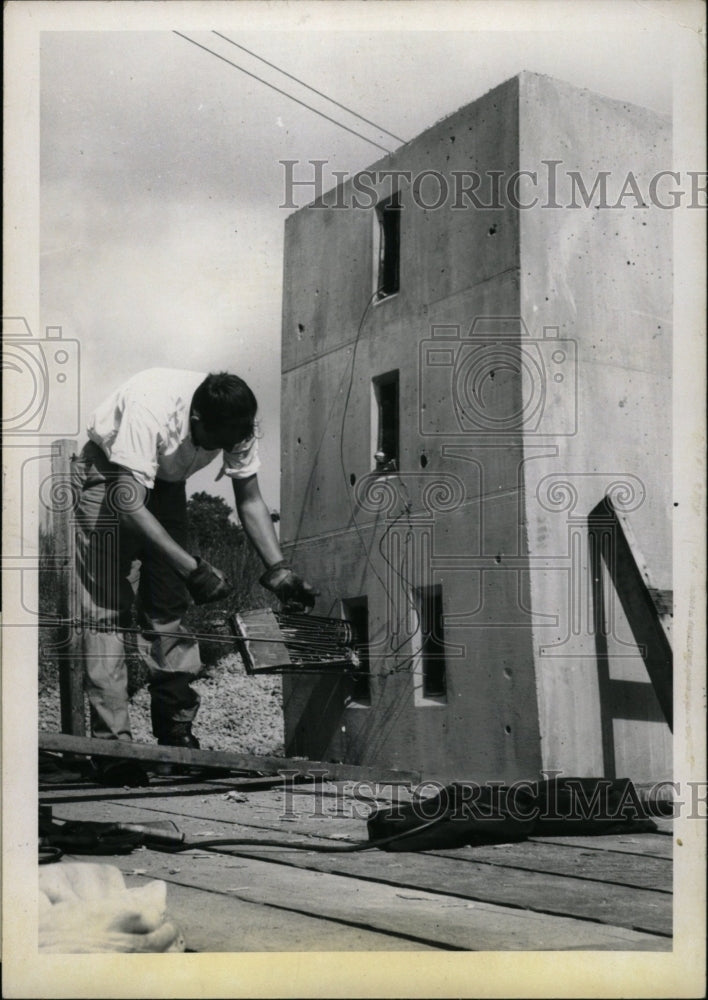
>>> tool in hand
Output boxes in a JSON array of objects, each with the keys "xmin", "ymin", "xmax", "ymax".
[
  {"xmin": 228, "ymin": 609, "xmax": 361, "ymax": 675},
  {"xmin": 40, "ymin": 609, "xmax": 365, "ymax": 676}
]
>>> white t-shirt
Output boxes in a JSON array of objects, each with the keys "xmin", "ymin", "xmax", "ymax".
[{"xmin": 87, "ymin": 368, "xmax": 261, "ymax": 489}]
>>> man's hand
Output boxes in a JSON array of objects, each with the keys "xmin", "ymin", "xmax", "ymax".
[
  {"xmin": 259, "ymin": 562, "xmax": 318, "ymax": 612},
  {"xmin": 186, "ymin": 558, "xmax": 232, "ymax": 605}
]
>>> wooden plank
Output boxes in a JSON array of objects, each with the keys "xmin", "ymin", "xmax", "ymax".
[
  {"xmin": 428, "ymin": 840, "xmax": 672, "ymax": 892},
  {"xmin": 136, "ymin": 858, "xmax": 672, "ymax": 952},
  {"xmin": 162, "ymin": 881, "xmax": 435, "ymax": 951},
  {"xmin": 60, "ymin": 783, "xmax": 670, "ymax": 869},
  {"xmin": 213, "ymin": 841, "xmax": 673, "ymax": 937},
  {"xmin": 50, "ymin": 438, "xmax": 85, "ymax": 736},
  {"xmin": 65, "ymin": 859, "xmax": 433, "ymax": 952},
  {"xmin": 44, "ymin": 781, "xmax": 673, "ymax": 869},
  {"xmin": 589, "ymin": 498, "xmax": 672, "ymax": 728},
  {"xmin": 55, "ymin": 803, "xmax": 670, "ymax": 952},
  {"xmin": 39, "ymin": 773, "xmax": 293, "ymax": 801},
  {"xmin": 42, "ymin": 781, "xmax": 673, "ymax": 874},
  {"xmin": 528, "ymin": 834, "xmax": 673, "ymax": 860},
  {"xmin": 49, "ymin": 796, "xmax": 673, "ymax": 937},
  {"xmin": 39, "ymin": 731, "xmax": 420, "ymax": 784}
]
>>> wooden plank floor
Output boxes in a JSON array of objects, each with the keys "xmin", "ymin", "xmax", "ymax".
[{"xmin": 39, "ymin": 773, "xmax": 673, "ymax": 953}]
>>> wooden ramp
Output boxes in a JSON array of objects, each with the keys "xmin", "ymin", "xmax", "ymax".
[{"xmin": 39, "ymin": 771, "xmax": 673, "ymax": 952}]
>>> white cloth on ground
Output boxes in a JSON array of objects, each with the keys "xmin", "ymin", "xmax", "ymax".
[{"xmin": 39, "ymin": 861, "xmax": 186, "ymax": 953}]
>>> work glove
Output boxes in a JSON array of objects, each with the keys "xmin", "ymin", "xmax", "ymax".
[
  {"xmin": 186, "ymin": 558, "xmax": 232, "ymax": 605},
  {"xmin": 259, "ymin": 561, "xmax": 318, "ymax": 612}
]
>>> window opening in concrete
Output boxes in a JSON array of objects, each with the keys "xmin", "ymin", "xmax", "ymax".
[
  {"xmin": 342, "ymin": 597, "xmax": 370, "ymax": 705},
  {"xmin": 374, "ymin": 195, "xmax": 401, "ymax": 300},
  {"xmin": 414, "ymin": 584, "xmax": 447, "ymax": 700},
  {"xmin": 372, "ymin": 370, "xmax": 399, "ymax": 473}
]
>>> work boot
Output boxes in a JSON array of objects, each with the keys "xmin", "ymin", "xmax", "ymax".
[
  {"xmin": 92, "ymin": 757, "xmax": 150, "ymax": 788},
  {"xmin": 153, "ymin": 724, "xmax": 201, "ymax": 777}
]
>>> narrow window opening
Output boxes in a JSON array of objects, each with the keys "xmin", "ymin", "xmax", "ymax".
[
  {"xmin": 374, "ymin": 195, "xmax": 401, "ymax": 300},
  {"xmin": 372, "ymin": 370, "xmax": 399, "ymax": 473},
  {"xmin": 415, "ymin": 584, "xmax": 447, "ymax": 699},
  {"xmin": 342, "ymin": 597, "xmax": 370, "ymax": 704}
]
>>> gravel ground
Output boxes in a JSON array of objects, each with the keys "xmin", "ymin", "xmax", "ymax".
[{"xmin": 39, "ymin": 652, "xmax": 285, "ymax": 755}]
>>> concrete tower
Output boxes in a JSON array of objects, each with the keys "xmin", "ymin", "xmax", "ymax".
[{"xmin": 279, "ymin": 73, "xmax": 672, "ymax": 783}]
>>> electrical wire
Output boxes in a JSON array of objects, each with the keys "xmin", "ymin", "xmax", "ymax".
[
  {"xmin": 212, "ymin": 32, "xmax": 406, "ymax": 144},
  {"xmin": 376, "ymin": 510, "xmax": 423, "ymax": 674},
  {"xmin": 157, "ymin": 810, "xmax": 454, "ymax": 855},
  {"xmin": 38, "ymin": 616, "xmax": 371, "ymax": 677},
  {"xmin": 173, "ymin": 32, "xmax": 393, "ymax": 155},
  {"xmin": 336, "ymin": 292, "xmax": 423, "ymax": 678},
  {"xmin": 336, "ymin": 289, "xmax": 391, "ymax": 608},
  {"xmin": 37, "ymin": 615, "xmax": 293, "ymax": 647}
]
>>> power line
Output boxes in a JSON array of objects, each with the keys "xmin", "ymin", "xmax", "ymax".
[
  {"xmin": 212, "ymin": 31, "xmax": 406, "ymax": 145},
  {"xmin": 174, "ymin": 31, "xmax": 393, "ymax": 155}
]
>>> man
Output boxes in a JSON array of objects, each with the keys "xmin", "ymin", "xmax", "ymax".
[{"xmin": 70, "ymin": 368, "xmax": 315, "ymax": 785}]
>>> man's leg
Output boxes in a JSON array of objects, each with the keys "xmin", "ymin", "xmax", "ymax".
[
  {"xmin": 71, "ymin": 444, "xmax": 137, "ymax": 739},
  {"xmin": 136, "ymin": 479, "xmax": 203, "ymax": 747},
  {"xmin": 70, "ymin": 443, "xmax": 148, "ymax": 785}
]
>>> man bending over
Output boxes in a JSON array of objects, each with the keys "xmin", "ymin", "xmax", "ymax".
[{"xmin": 70, "ymin": 368, "xmax": 315, "ymax": 784}]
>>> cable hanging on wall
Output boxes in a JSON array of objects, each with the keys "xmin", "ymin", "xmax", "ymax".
[{"xmin": 336, "ymin": 289, "xmax": 424, "ymax": 677}]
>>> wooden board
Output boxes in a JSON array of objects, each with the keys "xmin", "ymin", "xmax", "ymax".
[
  {"xmin": 428, "ymin": 840, "xmax": 671, "ymax": 892},
  {"xmin": 48, "ymin": 796, "xmax": 673, "ymax": 937},
  {"xmin": 43, "ymin": 783, "xmax": 673, "ymax": 870},
  {"xmin": 65, "ymin": 860, "xmax": 436, "ymax": 952},
  {"xmin": 528, "ymin": 833, "xmax": 673, "ymax": 860},
  {"xmin": 54, "ymin": 802, "xmax": 670, "ymax": 953},
  {"xmin": 39, "ymin": 731, "xmax": 420, "ymax": 783}
]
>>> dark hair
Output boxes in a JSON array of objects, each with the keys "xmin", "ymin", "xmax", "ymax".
[{"xmin": 192, "ymin": 372, "xmax": 258, "ymax": 441}]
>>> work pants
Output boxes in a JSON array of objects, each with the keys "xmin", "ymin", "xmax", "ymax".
[{"xmin": 70, "ymin": 442, "xmax": 202, "ymax": 741}]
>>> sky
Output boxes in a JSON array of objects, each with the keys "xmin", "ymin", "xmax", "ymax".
[{"xmin": 34, "ymin": 3, "xmax": 687, "ymax": 515}]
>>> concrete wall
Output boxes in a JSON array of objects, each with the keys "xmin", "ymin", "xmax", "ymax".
[
  {"xmin": 280, "ymin": 72, "xmax": 672, "ymax": 782},
  {"xmin": 518, "ymin": 73, "xmax": 672, "ymax": 780},
  {"xmin": 282, "ymin": 77, "xmax": 546, "ymax": 781}
]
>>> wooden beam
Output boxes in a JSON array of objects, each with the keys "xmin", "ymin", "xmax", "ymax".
[
  {"xmin": 51, "ymin": 438, "xmax": 85, "ymax": 736},
  {"xmin": 38, "ymin": 732, "xmax": 420, "ymax": 784},
  {"xmin": 589, "ymin": 497, "xmax": 673, "ymax": 731}
]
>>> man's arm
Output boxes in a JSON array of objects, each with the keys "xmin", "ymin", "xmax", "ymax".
[
  {"xmin": 113, "ymin": 468, "xmax": 198, "ymax": 576},
  {"xmin": 232, "ymin": 474, "xmax": 283, "ymax": 567},
  {"xmin": 113, "ymin": 468, "xmax": 230, "ymax": 604},
  {"xmin": 233, "ymin": 475, "xmax": 317, "ymax": 610}
]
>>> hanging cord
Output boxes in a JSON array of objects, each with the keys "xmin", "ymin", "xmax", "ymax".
[
  {"xmin": 337, "ymin": 288, "xmax": 391, "ymax": 601},
  {"xmin": 337, "ymin": 292, "xmax": 423, "ymax": 677}
]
